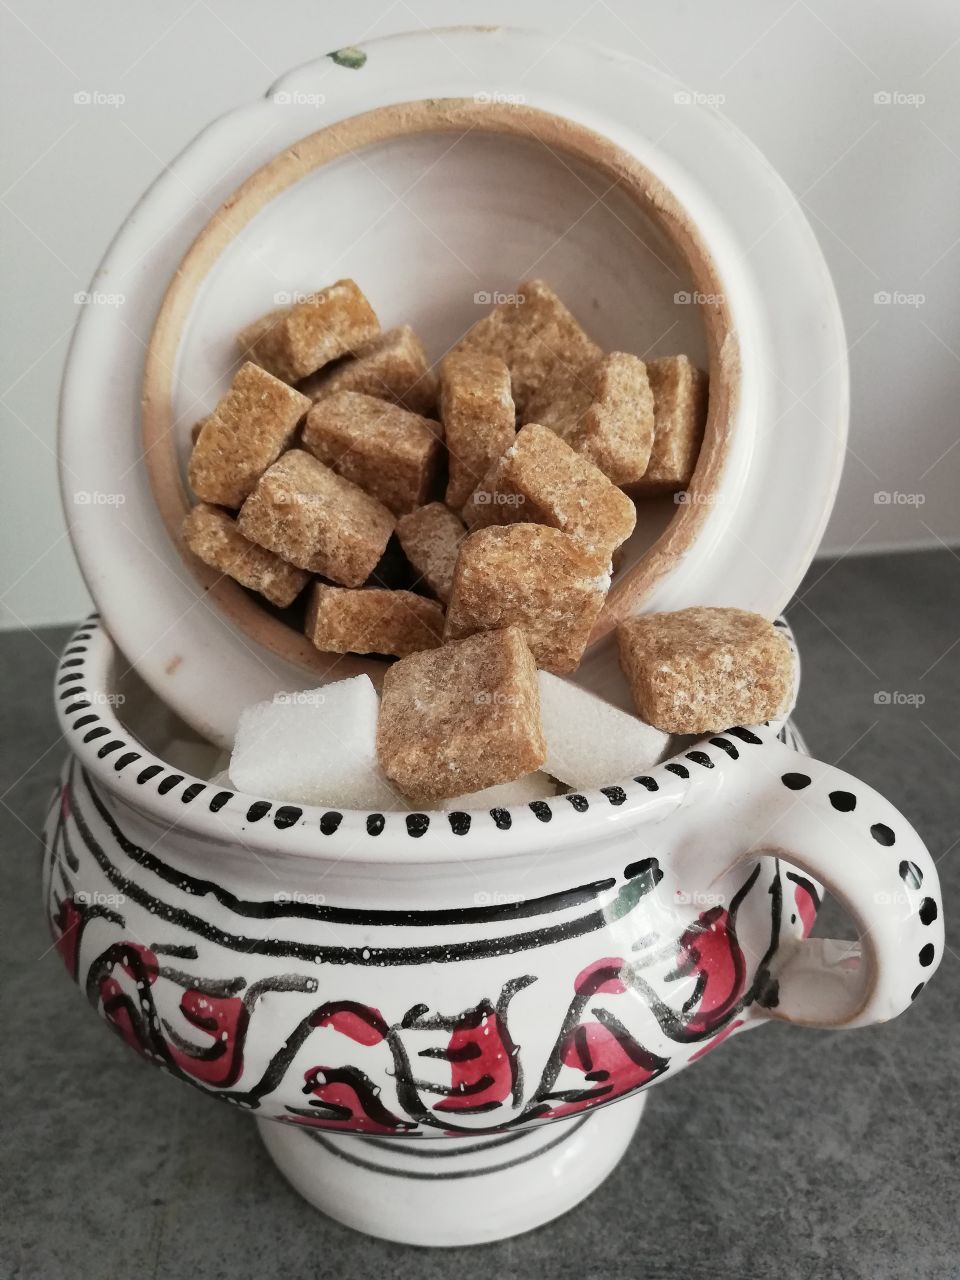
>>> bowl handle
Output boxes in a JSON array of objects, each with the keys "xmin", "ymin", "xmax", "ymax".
[{"xmin": 681, "ymin": 730, "xmax": 943, "ymax": 1029}]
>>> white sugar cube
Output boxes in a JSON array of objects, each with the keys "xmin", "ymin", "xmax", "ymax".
[
  {"xmin": 229, "ymin": 676, "xmax": 400, "ymax": 809},
  {"xmin": 442, "ymin": 772, "xmax": 558, "ymax": 811},
  {"xmin": 538, "ymin": 672, "xmax": 671, "ymax": 789}
]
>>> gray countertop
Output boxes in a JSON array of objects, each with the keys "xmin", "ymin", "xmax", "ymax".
[{"xmin": 3, "ymin": 549, "xmax": 958, "ymax": 1280}]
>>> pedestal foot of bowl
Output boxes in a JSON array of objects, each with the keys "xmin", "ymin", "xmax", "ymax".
[{"xmin": 257, "ymin": 1093, "xmax": 647, "ymax": 1247}]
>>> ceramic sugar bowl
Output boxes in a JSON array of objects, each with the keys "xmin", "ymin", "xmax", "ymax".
[
  {"xmin": 49, "ymin": 23, "xmax": 943, "ymax": 1249},
  {"xmin": 43, "ymin": 617, "xmax": 943, "ymax": 1246}
]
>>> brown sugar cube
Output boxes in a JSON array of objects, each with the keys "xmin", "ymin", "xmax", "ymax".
[
  {"xmin": 301, "ymin": 325, "xmax": 437, "ymax": 417},
  {"xmin": 629, "ymin": 355, "xmax": 708, "ymax": 494},
  {"xmin": 306, "ymin": 584, "xmax": 443, "ymax": 658},
  {"xmin": 302, "ymin": 390, "xmax": 442, "ymax": 516},
  {"xmin": 617, "ymin": 607, "xmax": 793, "ymax": 734},
  {"xmin": 377, "ymin": 627, "xmax": 546, "ymax": 804},
  {"xmin": 444, "ymin": 525, "xmax": 610, "ymax": 674},
  {"xmin": 187, "ymin": 363, "xmax": 310, "ymax": 509},
  {"xmin": 439, "ymin": 352, "xmax": 516, "ymax": 512},
  {"xmin": 451, "ymin": 279, "xmax": 601, "ymax": 413},
  {"xmin": 181, "ymin": 504, "xmax": 310, "ymax": 607},
  {"xmin": 237, "ymin": 279, "xmax": 379, "ymax": 382},
  {"xmin": 237, "ymin": 449, "xmax": 393, "ymax": 587},
  {"xmin": 395, "ymin": 502, "xmax": 466, "ymax": 604},
  {"xmin": 523, "ymin": 352, "xmax": 655, "ymax": 486},
  {"xmin": 464, "ymin": 423, "xmax": 636, "ymax": 568}
]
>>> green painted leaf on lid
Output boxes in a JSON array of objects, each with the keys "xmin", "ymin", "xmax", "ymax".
[{"xmin": 327, "ymin": 46, "xmax": 367, "ymax": 70}]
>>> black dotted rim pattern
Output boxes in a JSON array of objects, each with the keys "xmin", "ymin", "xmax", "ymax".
[
  {"xmin": 58, "ymin": 616, "xmax": 808, "ymax": 843},
  {"xmin": 777, "ymin": 769, "xmax": 941, "ymax": 994},
  {"xmin": 55, "ymin": 616, "xmax": 941, "ymax": 1012},
  {"xmin": 779, "ymin": 769, "xmax": 904, "ymax": 850}
]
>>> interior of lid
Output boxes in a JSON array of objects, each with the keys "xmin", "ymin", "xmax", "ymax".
[
  {"xmin": 142, "ymin": 101, "xmax": 734, "ymax": 708},
  {"xmin": 61, "ymin": 34, "xmax": 846, "ymax": 748}
]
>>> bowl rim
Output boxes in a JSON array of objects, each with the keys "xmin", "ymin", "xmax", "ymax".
[
  {"xmin": 54, "ymin": 615, "xmax": 794, "ymax": 865},
  {"xmin": 141, "ymin": 97, "xmax": 737, "ymax": 679}
]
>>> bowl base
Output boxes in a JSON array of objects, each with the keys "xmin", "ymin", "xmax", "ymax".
[{"xmin": 257, "ymin": 1093, "xmax": 647, "ymax": 1247}]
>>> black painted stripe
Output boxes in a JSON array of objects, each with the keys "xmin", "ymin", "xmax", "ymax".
[
  {"xmin": 303, "ymin": 1114, "xmax": 589, "ymax": 1180},
  {"xmin": 364, "ymin": 1129, "xmax": 527, "ymax": 1159},
  {"xmin": 78, "ymin": 768, "xmax": 618, "ymax": 928},
  {"xmin": 68, "ymin": 771, "xmax": 652, "ymax": 965}
]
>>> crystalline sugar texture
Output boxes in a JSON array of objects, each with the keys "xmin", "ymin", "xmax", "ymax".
[
  {"xmin": 229, "ymin": 675, "xmax": 400, "ymax": 809},
  {"xmin": 538, "ymin": 671, "xmax": 671, "ymax": 788}
]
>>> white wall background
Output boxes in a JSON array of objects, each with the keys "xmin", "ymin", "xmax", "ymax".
[{"xmin": 2, "ymin": 0, "xmax": 958, "ymax": 629}]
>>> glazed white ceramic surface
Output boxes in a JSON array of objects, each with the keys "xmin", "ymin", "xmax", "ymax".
[
  {"xmin": 59, "ymin": 26, "xmax": 847, "ymax": 746},
  {"xmin": 44, "ymin": 618, "xmax": 942, "ymax": 1245},
  {"xmin": 257, "ymin": 1093, "xmax": 648, "ymax": 1247}
]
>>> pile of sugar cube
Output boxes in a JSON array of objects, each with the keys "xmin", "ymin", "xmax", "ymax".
[
  {"xmin": 227, "ymin": 609, "xmax": 793, "ymax": 810},
  {"xmin": 182, "ymin": 276, "xmax": 794, "ymax": 808},
  {"xmin": 183, "ymin": 277, "xmax": 705, "ymax": 664}
]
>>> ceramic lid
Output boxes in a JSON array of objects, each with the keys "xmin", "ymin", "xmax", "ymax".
[{"xmin": 59, "ymin": 26, "xmax": 847, "ymax": 746}]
